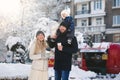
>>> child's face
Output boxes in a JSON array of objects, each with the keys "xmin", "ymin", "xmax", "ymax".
[{"xmin": 61, "ymin": 13, "xmax": 66, "ymax": 19}]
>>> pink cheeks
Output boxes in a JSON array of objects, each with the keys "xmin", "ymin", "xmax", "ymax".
[{"xmin": 37, "ymin": 34, "xmax": 45, "ymax": 41}]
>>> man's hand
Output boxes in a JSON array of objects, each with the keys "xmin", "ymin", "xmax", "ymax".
[
  {"xmin": 57, "ymin": 45, "xmax": 63, "ymax": 51},
  {"xmin": 50, "ymin": 34, "xmax": 57, "ymax": 39}
]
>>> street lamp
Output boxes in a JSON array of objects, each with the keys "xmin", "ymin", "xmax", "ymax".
[
  {"xmin": 20, "ymin": 0, "xmax": 25, "ymax": 27},
  {"xmin": 101, "ymin": 32, "xmax": 106, "ymax": 42}
]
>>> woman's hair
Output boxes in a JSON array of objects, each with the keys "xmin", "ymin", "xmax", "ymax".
[
  {"xmin": 34, "ymin": 39, "xmax": 46, "ymax": 54},
  {"xmin": 34, "ymin": 31, "xmax": 47, "ymax": 54}
]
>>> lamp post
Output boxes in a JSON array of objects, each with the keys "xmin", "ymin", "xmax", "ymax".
[
  {"xmin": 20, "ymin": 0, "xmax": 24, "ymax": 27},
  {"xmin": 101, "ymin": 32, "xmax": 106, "ymax": 42}
]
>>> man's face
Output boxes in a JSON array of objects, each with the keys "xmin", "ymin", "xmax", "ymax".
[{"xmin": 59, "ymin": 25, "xmax": 67, "ymax": 33}]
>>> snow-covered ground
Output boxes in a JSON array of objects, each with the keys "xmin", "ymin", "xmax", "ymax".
[{"xmin": 0, "ymin": 63, "xmax": 119, "ymax": 80}]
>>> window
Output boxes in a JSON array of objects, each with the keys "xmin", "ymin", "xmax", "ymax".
[
  {"xmin": 94, "ymin": 0, "xmax": 102, "ymax": 10},
  {"xmin": 113, "ymin": 34, "xmax": 120, "ymax": 42},
  {"xmin": 94, "ymin": 34, "xmax": 101, "ymax": 42},
  {"xmin": 81, "ymin": 4, "xmax": 87, "ymax": 14},
  {"xmin": 113, "ymin": 15, "xmax": 120, "ymax": 25},
  {"xmin": 96, "ymin": 18, "xmax": 102, "ymax": 25},
  {"xmin": 113, "ymin": 0, "xmax": 120, "ymax": 7},
  {"xmin": 81, "ymin": 20, "xmax": 87, "ymax": 26}
]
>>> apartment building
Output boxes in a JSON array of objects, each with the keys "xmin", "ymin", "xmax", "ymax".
[
  {"xmin": 74, "ymin": 0, "xmax": 120, "ymax": 43},
  {"xmin": 74, "ymin": 0, "xmax": 106, "ymax": 42},
  {"xmin": 105, "ymin": 0, "xmax": 120, "ymax": 42}
]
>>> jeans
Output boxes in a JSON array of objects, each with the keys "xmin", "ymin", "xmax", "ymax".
[{"xmin": 55, "ymin": 70, "xmax": 70, "ymax": 80}]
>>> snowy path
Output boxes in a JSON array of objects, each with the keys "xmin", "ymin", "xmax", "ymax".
[{"xmin": 0, "ymin": 63, "xmax": 119, "ymax": 80}]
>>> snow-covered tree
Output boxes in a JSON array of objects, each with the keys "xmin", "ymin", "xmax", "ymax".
[
  {"xmin": 4, "ymin": 17, "xmax": 59, "ymax": 63},
  {"xmin": 0, "ymin": 0, "xmax": 65, "ymax": 61}
]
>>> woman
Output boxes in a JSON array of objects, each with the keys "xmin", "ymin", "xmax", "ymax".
[{"xmin": 28, "ymin": 31, "xmax": 49, "ymax": 80}]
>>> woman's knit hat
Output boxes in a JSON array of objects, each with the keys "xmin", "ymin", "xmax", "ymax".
[{"xmin": 36, "ymin": 31, "xmax": 45, "ymax": 37}]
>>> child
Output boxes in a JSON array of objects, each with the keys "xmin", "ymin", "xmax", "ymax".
[{"xmin": 56, "ymin": 10, "xmax": 74, "ymax": 44}]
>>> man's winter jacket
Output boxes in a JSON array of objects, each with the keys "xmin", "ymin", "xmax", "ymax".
[{"xmin": 47, "ymin": 33, "xmax": 78, "ymax": 70}]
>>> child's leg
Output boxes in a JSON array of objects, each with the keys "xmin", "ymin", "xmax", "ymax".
[
  {"xmin": 67, "ymin": 30, "xmax": 74, "ymax": 44},
  {"xmin": 67, "ymin": 29, "xmax": 74, "ymax": 38}
]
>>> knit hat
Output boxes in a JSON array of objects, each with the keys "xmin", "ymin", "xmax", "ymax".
[
  {"xmin": 60, "ymin": 22, "xmax": 69, "ymax": 29},
  {"xmin": 61, "ymin": 10, "xmax": 70, "ymax": 17},
  {"xmin": 36, "ymin": 31, "xmax": 45, "ymax": 37}
]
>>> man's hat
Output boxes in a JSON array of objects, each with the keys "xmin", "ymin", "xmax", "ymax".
[{"xmin": 60, "ymin": 22, "xmax": 69, "ymax": 29}]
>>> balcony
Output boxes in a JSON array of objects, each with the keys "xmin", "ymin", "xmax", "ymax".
[
  {"xmin": 112, "ymin": 6, "xmax": 120, "ymax": 9},
  {"xmin": 76, "ymin": 10, "xmax": 90, "ymax": 15},
  {"xmin": 75, "ymin": 12, "xmax": 106, "ymax": 19},
  {"xmin": 63, "ymin": 0, "xmax": 71, "ymax": 3},
  {"xmin": 75, "ymin": 0, "xmax": 90, "ymax": 4},
  {"xmin": 75, "ymin": 25, "xmax": 106, "ymax": 34},
  {"xmin": 106, "ymin": 28, "xmax": 120, "ymax": 34}
]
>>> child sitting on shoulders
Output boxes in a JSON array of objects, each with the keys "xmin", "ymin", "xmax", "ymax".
[{"xmin": 56, "ymin": 10, "xmax": 75, "ymax": 44}]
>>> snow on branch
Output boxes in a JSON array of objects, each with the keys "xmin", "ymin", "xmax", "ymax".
[{"xmin": 5, "ymin": 36, "xmax": 25, "ymax": 51}]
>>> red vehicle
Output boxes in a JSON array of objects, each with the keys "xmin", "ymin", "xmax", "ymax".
[
  {"xmin": 79, "ymin": 42, "xmax": 120, "ymax": 74},
  {"xmin": 48, "ymin": 58, "xmax": 54, "ymax": 67}
]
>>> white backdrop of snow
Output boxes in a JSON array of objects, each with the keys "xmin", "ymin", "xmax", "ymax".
[
  {"xmin": 78, "ymin": 42, "xmax": 110, "ymax": 49},
  {"xmin": 5, "ymin": 36, "xmax": 25, "ymax": 50},
  {"xmin": 5, "ymin": 17, "xmax": 84, "ymax": 50},
  {"xmin": 0, "ymin": 63, "xmax": 96, "ymax": 80},
  {"xmin": 5, "ymin": 17, "xmax": 59, "ymax": 50},
  {"xmin": 0, "ymin": 63, "xmax": 119, "ymax": 80},
  {"xmin": 0, "ymin": 0, "xmax": 65, "ymax": 57}
]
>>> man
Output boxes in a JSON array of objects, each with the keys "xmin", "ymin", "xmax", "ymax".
[{"xmin": 47, "ymin": 22, "xmax": 78, "ymax": 80}]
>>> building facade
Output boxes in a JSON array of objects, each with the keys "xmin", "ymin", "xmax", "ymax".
[
  {"xmin": 74, "ymin": 0, "xmax": 120, "ymax": 43},
  {"xmin": 105, "ymin": 0, "xmax": 120, "ymax": 42}
]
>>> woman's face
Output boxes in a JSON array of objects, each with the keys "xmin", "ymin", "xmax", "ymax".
[
  {"xmin": 36, "ymin": 34, "xmax": 45, "ymax": 41},
  {"xmin": 59, "ymin": 25, "xmax": 67, "ymax": 33}
]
